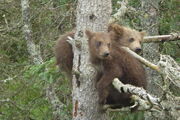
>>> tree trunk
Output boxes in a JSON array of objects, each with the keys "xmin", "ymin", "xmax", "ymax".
[
  {"xmin": 21, "ymin": 1, "xmax": 66, "ymax": 119},
  {"xmin": 72, "ymin": 0, "xmax": 112, "ymax": 120},
  {"xmin": 21, "ymin": 0, "xmax": 43, "ymax": 64},
  {"xmin": 140, "ymin": 0, "xmax": 161, "ymax": 94},
  {"xmin": 140, "ymin": 0, "xmax": 166, "ymax": 120}
]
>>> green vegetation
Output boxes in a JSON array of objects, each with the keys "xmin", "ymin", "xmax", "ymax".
[
  {"xmin": 0, "ymin": 0, "xmax": 179, "ymax": 119},
  {"xmin": 159, "ymin": 0, "xmax": 180, "ymax": 62}
]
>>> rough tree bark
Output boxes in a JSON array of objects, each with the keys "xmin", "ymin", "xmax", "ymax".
[
  {"xmin": 21, "ymin": 0, "xmax": 43, "ymax": 64},
  {"xmin": 140, "ymin": 0, "xmax": 167, "ymax": 120},
  {"xmin": 140, "ymin": 0, "xmax": 162, "ymax": 96},
  {"xmin": 71, "ymin": 0, "xmax": 112, "ymax": 120}
]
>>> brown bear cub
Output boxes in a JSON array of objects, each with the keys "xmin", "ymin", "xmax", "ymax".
[
  {"xmin": 54, "ymin": 24, "xmax": 145, "ymax": 77},
  {"xmin": 85, "ymin": 30, "xmax": 147, "ymax": 109},
  {"xmin": 55, "ymin": 30, "xmax": 75, "ymax": 77}
]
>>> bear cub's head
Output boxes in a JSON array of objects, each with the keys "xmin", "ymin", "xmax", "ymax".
[
  {"xmin": 108, "ymin": 24, "xmax": 145, "ymax": 53},
  {"xmin": 85, "ymin": 30, "xmax": 112, "ymax": 60}
]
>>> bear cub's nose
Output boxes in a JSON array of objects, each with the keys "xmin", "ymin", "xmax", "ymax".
[
  {"xmin": 135, "ymin": 48, "xmax": 142, "ymax": 53},
  {"xmin": 103, "ymin": 52, "xmax": 110, "ymax": 57}
]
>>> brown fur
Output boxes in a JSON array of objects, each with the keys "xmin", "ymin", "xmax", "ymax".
[
  {"xmin": 54, "ymin": 24, "xmax": 145, "ymax": 76},
  {"xmin": 86, "ymin": 30, "xmax": 147, "ymax": 108},
  {"xmin": 54, "ymin": 31, "xmax": 75, "ymax": 77}
]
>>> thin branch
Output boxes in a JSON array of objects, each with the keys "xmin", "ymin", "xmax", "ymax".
[
  {"xmin": 0, "ymin": 77, "xmax": 16, "ymax": 83},
  {"xmin": 122, "ymin": 47, "xmax": 180, "ymax": 88},
  {"xmin": 121, "ymin": 47, "xmax": 161, "ymax": 72},
  {"xmin": 2, "ymin": 14, "xmax": 9, "ymax": 30},
  {"xmin": 143, "ymin": 33, "xmax": 180, "ymax": 43},
  {"xmin": 0, "ymin": 98, "xmax": 10, "ymax": 103}
]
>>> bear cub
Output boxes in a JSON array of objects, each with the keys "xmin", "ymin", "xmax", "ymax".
[
  {"xmin": 85, "ymin": 30, "xmax": 147, "ymax": 109},
  {"xmin": 55, "ymin": 24, "xmax": 145, "ymax": 77}
]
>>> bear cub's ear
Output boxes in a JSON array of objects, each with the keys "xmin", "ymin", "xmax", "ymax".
[
  {"xmin": 108, "ymin": 24, "xmax": 124, "ymax": 41},
  {"xmin": 85, "ymin": 30, "xmax": 94, "ymax": 39},
  {"xmin": 108, "ymin": 24, "xmax": 124, "ymax": 37}
]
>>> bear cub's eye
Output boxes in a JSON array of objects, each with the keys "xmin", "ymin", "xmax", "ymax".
[
  {"xmin": 96, "ymin": 41, "xmax": 102, "ymax": 47},
  {"xmin": 108, "ymin": 43, "xmax": 111, "ymax": 47},
  {"xmin": 129, "ymin": 38, "xmax": 135, "ymax": 42}
]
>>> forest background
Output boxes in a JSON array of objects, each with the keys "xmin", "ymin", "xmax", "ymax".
[{"xmin": 0, "ymin": 0, "xmax": 179, "ymax": 120}]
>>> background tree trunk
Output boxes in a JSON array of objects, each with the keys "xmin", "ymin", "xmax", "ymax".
[
  {"xmin": 140, "ymin": 0, "xmax": 168, "ymax": 119},
  {"xmin": 21, "ymin": 1, "xmax": 66, "ymax": 119},
  {"xmin": 21, "ymin": 0, "xmax": 43, "ymax": 64},
  {"xmin": 72, "ymin": 0, "xmax": 112, "ymax": 120}
]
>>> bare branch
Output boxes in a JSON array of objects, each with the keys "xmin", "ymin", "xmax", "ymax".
[
  {"xmin": 109, "ymin": 0, "xmax": 129, "ymax": 23},
  {"xmin": 2, "ymin": 14, "xmax": 9, "ymax": 30},
  {"xmin": 143, "ymin": 33, "xmax": 180, "ymax": 43},
  {"xmin": 0, "ymin": 98, "xmax": 10, "ymax": 103},
  {"xmin": 21, "ymin": 0, "xmax": 43, "ymax": 65},
  {"xmin": 0, "ymin": 77, "xmax": 15, "ymax": 83},
  {"xmin": 122, "ymin": 47, "xmax": 180, "ymax": 89},
  {"xmin": 121, "ymin": 47, "xmax": 161, "ymax": 72},
  {"xmin": 121, "ymin": 46, "xmax": 180, "ymax": 90}
]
